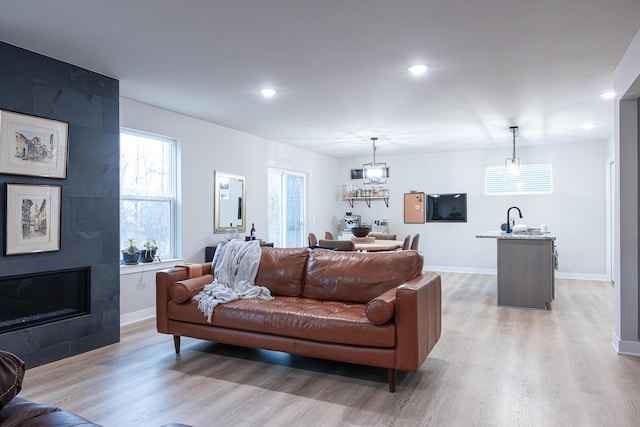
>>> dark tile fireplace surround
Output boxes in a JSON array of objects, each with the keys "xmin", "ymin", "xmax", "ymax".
[{"xmin": 0, "ymin": 42, "xmax": 120, "ymax": 368}]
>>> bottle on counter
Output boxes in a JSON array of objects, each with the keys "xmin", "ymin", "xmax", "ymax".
[{"xmin": 250, "ymin": 223, "xmax": 256, "ymax": 240}]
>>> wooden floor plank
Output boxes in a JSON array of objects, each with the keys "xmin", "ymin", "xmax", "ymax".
[{"xmin": 17, "ymin": 273, "xmax": 640, "ymax": 427}]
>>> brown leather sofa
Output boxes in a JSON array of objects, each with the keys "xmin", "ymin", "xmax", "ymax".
[
  {"xmin": 156, "ymin": 247, "xmax": 441, "ymax": 392},
  {"xmin": 0, "ymin": 350, "xmax": 99, "ymax": 426}
]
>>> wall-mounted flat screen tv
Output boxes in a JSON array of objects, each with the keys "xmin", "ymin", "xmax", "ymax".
[{"xmin": 426, "ymin": 193, "xmax": 467, "ymax": 222}]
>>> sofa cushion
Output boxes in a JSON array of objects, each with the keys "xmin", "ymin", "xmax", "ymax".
[
  {"xmin": 303, "ymin": 250, "xmax": 423, "ymax": 303},
  {"xmin": 0, "ymin": 351, "xmax": 24, "ymax": 410},
  {"xmin": 365, "ymin": 287, "xmax": 396, "ymax": 324},
  {"xmin": 255, "ymin": 247, "xmax": 309, "ymax": 296},
  {"xmin": 167, "ymin": 297, "xmax": 395, "ymax": 348},
  {"xmin": 169, "ymin": 274, "xmax": 214, "ymax": 303}
]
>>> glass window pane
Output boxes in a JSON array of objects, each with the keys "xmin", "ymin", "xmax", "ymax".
[
  {"xmin": 120, "ymin": 131, "xmax": 172, "ymax": 198},
  {"xmin": 285, "ymin": 174, "xmax": 304, "ymax": 248},
  {"xmin": 120, "ymin": 199, "xmax": 172, "ymax": 259}
]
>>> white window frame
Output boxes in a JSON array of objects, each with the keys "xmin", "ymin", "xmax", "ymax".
[{"xmin": 120, "ymin": 128, "xmax": 178, "ymax": 259}]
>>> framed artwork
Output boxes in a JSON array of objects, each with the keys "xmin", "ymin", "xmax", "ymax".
[
  {"xmin": 0, "ymin": 110, "xmax": 69, "ymax": 178},
  {"xmin": 404, "ymin": 192, "xmax": 425, "ymax": 224},
  {"xmin": 5, "ymin": 184, "xmax": 61, "ymax": 255}
]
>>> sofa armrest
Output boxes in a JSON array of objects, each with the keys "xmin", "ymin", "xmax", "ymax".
[
  {"xmin": 170, "ymin": 274, "xmax": 213, "ymax": 303},
  {"xmin": 394, "ymin": 272, "xmax": 441, "ymax": 371},
  {"xmin": 156, "ymin": 267, "xmax": 190, "ymax": 333}
]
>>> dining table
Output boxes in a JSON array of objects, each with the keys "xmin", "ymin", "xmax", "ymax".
[{"xmin": 352, "ymin": 239, "xmax": 404, "ymax": 252}]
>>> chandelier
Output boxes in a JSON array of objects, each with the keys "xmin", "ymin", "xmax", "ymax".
[
  {"xmin": 505, "ymin": 126, "xmax": 521, "ymax": 176},
  {"xmin": 362, "ymin": 137, "xmax": 388, "ymax": 185}
]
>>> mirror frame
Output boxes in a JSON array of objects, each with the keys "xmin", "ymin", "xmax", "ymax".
[{"xmin": 214, "ymin": 170, "xmax": 246, "ymax": 233}]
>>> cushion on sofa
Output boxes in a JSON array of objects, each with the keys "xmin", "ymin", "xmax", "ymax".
[
  {"xmin": 167, "ymin": 297, "xmax": 395, "ymax": 347},
  {"xmin": 170, "ymin": 274, "xmax": 214, "ymax": 303},
  {"xmin": 303, "ymin": 250, "xmax": 424, "ymax": 303},
  {"xmin": 366, "ymin": 287, "xmax": 396, "ymax": 324},
  {"xmin": 0, "ymin": 350, "xmax": 25, "ymax": 410},
  {"xmin": 255, "ymin": 247, "xmax": 309, "ymax": 296}
]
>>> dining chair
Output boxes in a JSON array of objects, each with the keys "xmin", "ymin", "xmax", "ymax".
[
  {"xmin": 308, "ymin": 232, "xmax": 318, "ymax": 246},
  {"xmin": 402, "ymin": 235, "xmax": 411, "ymax": 250},
  {"xmin": 325, "ymin": 231, "xmax": 335, "ymax": 240},
  {"xmin": 318, "ymin": 239, "xmax": 355, "ymax": 251},
  {"xmin": 410, "ymin": 233, "xmax": 420, "ymax": 250}
]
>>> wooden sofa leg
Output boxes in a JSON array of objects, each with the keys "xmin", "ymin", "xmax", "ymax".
[
  {"xmin": 173, "ymin": 335, "xmax": 181, "ymax": 354},
  {"xmin": 387, "ymin": 369, "xmax": 396, "ymax": 393}
]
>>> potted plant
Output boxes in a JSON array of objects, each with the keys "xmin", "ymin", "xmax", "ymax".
[
  {"xmin": 140, "ymin": 239, "xmax": 158, "ymax": 263},
  {"xmin": 122, "ymin": 238, "xmax": 140, "ymax": 265}
]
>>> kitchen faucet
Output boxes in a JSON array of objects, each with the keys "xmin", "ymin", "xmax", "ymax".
[{"xmin": 506, "ymin": 206, "xmax": 523, "ymax": 233}]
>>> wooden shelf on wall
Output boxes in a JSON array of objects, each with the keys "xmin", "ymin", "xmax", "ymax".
[{"xmin": 345, "ymin": 196, "xmax": 389, "ymax": 208}]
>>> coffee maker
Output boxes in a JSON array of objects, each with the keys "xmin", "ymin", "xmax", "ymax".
[{"xmin": 344, "ymin": 212, "xmax": 361, "ymax": 230}]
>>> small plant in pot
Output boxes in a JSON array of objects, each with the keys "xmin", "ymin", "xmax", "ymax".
[
  {"xmin": 140, "ymin": 239, "xmax": 158, "ymax": 263},
  {"xmin": 122, "ymin": 238, "xmax": 140, "ymax": 265}
]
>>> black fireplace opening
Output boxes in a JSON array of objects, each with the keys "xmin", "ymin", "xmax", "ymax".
[{"xmin": 0, "ymin": 267, "xmax": 90, "ymax": 334}]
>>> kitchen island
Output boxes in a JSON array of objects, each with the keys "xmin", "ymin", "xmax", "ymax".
[{"xmin": 477, "ymin": 231, "xmax": 556, "ymax": 310}]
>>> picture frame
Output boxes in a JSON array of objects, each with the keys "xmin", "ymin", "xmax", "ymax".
[
  {"xmin": 0, "ymin": 110, "xmax": 69, "ymax": 178},
  {"xmin": 5, "ymin": 184, "xmax": 61, "ymax": 255}
]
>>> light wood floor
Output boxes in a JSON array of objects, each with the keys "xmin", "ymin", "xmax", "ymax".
[{"xmin": 19, "ymin": 273, "xmax": 640, "ymax": 427}]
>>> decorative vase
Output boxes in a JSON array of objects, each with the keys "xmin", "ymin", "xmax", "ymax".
[{"xmin": 122, "ymin": 251, "xmax": 139, "ymax": 265}]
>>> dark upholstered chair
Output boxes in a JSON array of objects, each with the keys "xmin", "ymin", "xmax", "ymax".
[
  {"xmin": 318, "ymin": 239, "xmax": 355, "ymax": 251},
  {"xmin": 401, "ymin": 235, "xmax": 411, "ymax": 250},
  {"xmin": 324, "ymin": 231, "xmax": 335, "ymax": 240},
  {"xmin": 410, "ymin": 233, "xmax": 420, "ymax": 250},
  {"xmin": 308, "ymin": 232, "xmax": 318, "ymax": 246},
  {"xmin": 0, "ymin": 350, "xmax": 99, "ymax": 426}
]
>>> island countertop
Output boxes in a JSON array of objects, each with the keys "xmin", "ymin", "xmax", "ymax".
[{"xmin": 476, "ymin": 230, "xmax": 556, "ymax": 241}]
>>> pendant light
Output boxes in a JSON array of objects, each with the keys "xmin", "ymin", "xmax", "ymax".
[
  {"xmin": 362, "ymin": 137, "xmax": 388, "ymax": 185},
  {"xmin": 505, "ymin": 126, "xmax": 521, "ymax": 176}
]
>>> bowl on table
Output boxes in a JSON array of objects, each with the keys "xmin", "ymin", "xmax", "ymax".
[{"xmin": 350, "ymin": 226, "xmax": 371, "ymax": 238}]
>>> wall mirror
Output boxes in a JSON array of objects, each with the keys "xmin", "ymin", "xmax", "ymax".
[{"xmin": 214, "ymin": 170, "xmax": 246, "ymax": 233}]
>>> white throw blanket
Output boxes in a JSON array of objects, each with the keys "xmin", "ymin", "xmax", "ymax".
[{"xmin": 193, "ymin": 239, "xmax": 272, "ymax": 322}]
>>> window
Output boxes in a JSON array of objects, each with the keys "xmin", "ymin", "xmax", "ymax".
[
  {"xmin": 120, "ymin": 129, "xmax": 178, "ymax": 260},
  {"xmin": 267, "ymin": 169, "xmax": 306, "ymax": 248},
  {"xmin": 485, "ymin": 163, "xmax": 553, "ymax": 195}
]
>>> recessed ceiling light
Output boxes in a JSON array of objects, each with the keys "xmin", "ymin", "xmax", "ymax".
[
  {"xmin": 600, "ymin": 91, "xmax": 616, "ymax": 99},
  {"xmin": 407, "ymin": 64, "xmax": 429, "ymax": 76},
  {"xmin": 260, "ymin": 88, "xmax": 276, "ymax": 98},
  {"xmin": 583, "ymin": 122, "xmax": 595, "ymax": 130}
]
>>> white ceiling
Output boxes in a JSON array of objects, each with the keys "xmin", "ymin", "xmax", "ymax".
[{"xmin": 1, "ymin": 0, "xmax": 639, "ymax": 158}]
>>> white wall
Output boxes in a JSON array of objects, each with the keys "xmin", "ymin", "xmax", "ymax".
[
  {"xmin": 340, "ymin": 141, "xmax": 607, "ymax": 278},
  {"xmin": 120, "ymin": 97, "xmax": 342, "ymax": 261}
]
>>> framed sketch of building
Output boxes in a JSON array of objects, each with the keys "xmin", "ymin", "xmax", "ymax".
[
  {"xmin": 0, "ymin": 110, "xmax": 69, "ymax": 178},
  {"xmin": 5, "ymin": 184, "xmax": 61, "ymax": 255}
]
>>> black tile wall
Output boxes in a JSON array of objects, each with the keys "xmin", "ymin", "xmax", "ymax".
[{"xmin": 0, "ymin": 41, "xmax": 120, "ymax": 368}]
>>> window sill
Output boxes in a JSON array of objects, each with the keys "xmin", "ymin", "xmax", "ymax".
[{"xmin": 119, "ymin": 258, "xmax": 185, "ymax": 275}]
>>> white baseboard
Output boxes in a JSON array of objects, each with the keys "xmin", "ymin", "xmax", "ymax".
[
  {"xmin": 424, "ymin": 265, "xmax": 610, "ymax": 282},
  {"xmin": 612, "ymin": 332, "xmax": 640, "ymax": 356},
  {"xmin": 120, "ymin": 308, "xmax": 156, "ymax": 326},
  {"xmin": 555, "ymin": 272, "xmax": 609, "ymax": 281},
  {"xmin": 424, "ymin": 265, "xmax": 496, "ymax": 275}
]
